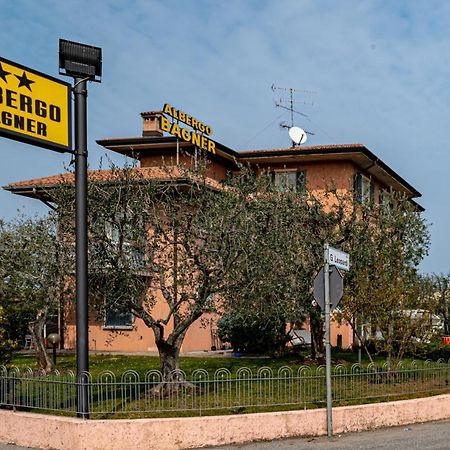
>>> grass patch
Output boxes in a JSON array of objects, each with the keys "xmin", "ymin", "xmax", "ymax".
[
  {"xmin": 4, "ymin": 350, "xmax": 448, "ymax": 420},
  {"xmin": 9, "ymin": 348, "xmax": 409, "ymax": 377}
]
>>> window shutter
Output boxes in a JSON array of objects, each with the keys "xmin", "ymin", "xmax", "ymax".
[
  {"xmin": 370, "ymin": 182, "xmax": 375, "ymax": 205},
  {"xmin": 354, "ymin": 173, "xmax": 362, "ymax": 202},
  {"xmin": 296, "ymin": 171, "xmax": 306, "ymax": 193}
]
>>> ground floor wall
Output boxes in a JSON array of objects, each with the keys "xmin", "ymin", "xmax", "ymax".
[
  {"xmin": 65, "ymin": 315, "xmax": 218, "ymax": 353},
  {"xmin": 64, "ymin": 312, "xmax": 354, "ymax": 354},
  {"xmin": 331, "ymin": 319, "xmax": 354, "ymax": 348},
  {"xmin": 1, "ymin": 394, "xmax": 449, "ymax": 450}
]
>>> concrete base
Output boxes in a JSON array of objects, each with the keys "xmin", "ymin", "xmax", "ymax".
[{"xmin": 1, "ymin": 394, "xmax": 449, "ymax": 450}]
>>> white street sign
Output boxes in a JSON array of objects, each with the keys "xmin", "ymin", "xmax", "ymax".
[{"xmin": 326, "ymin": 246, "xmax": 350, "ymax": 271}]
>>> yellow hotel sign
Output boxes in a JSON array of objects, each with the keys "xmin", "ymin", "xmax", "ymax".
[
  {"xmin": 161, "ymin": 103, "xmax": 216, "ymax": 154},
  {"xmin": 0, "ymin": 56, "xmax": 71, "ymax": 153}
]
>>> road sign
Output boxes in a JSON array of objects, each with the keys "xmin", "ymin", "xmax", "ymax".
[
  {"xmin": 313, "ymin": 265, "xmax": 344, "ymax": 310},
  {"xmin": 326, "ymin": 246, "xmax": 350, "ymax": 271},
  {"xmin": 0, "ymin": 56, "xmax": 71, "ymax": 152}
]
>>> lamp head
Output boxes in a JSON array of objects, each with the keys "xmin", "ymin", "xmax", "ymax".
[
  {"xmin": 59, "ymin": 39, "xmax": 102, "ymax": 82},
  {"xmin": 47, "ymin": 333, "xmax": 61, "ymax": 344}
]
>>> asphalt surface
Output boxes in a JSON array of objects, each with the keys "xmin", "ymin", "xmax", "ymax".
[
  {"xmin": 201, "ymin": 420, "xmax": 450, "ymax": 450},
  {"xmin": 1, "ymin": 420, "xmax": 449, "ymax": 449}
]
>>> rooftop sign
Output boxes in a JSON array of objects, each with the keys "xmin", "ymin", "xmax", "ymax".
[
  {"xmin": 160, "ymin": 103, "xmax": 216, "ymax": 154},
  {"xmin": 0, "ymin": 56, "xmax": 71, "ymax": 153}
]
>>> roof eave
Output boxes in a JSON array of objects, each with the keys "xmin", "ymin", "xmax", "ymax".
[
  {"xmin": 96, "ymin": 136, "xmax": 241, "ymax": 165},
  {"xmin": 240, "ymin": 145, "xmax": 421, "ymax": 198}
]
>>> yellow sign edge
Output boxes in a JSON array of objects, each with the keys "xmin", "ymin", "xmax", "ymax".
[{"xmin": 0, "ymin": 56, "xmax": 72, "ymax": 153}]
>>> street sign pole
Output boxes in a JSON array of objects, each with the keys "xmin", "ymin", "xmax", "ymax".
[
  {"xmin": 74, "ymin": 77, "xmax": 89, "ymax": 419},
  {"xmin": 314, "ymin": 244, "xmax": 348, "ymax": 438},
  {"xmin": 324, "ymin": 243, "xmax": 333, "ymax": 438}
]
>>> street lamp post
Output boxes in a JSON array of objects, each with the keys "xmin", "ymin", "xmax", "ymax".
[
  {"xmin": 47, "ymin": 333, "xmax": 61, "ymax": 365},
  {"xmin": 59, "ymin": 39, "xmax": 102, "ymax": 419}
]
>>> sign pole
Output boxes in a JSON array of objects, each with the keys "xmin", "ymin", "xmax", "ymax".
[
  {"xmin": 324, "ymin": 243, "xmax": 333, "ymax": 437},
  {"xmin": 314, "ymin": 244, "xmax": 348, "ymax": 438},
  {"xmin": 74, "ymin": 77, "xmax": 89, "ymax": 419}
]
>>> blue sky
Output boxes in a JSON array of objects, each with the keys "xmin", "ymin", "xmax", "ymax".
[{"xmin": 1, "ymin": 0, "xmax": 449, "ymax": 273}]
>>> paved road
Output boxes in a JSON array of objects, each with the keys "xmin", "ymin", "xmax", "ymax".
[
  {"xmin": 1, "ymin": 420, "xmax": 449, "ymax": 449},
  {"xmin": 202, "ymin": 420, "xmax": 450, "ymax": 450}
]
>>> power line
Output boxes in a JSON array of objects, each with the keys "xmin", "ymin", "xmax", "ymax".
[{"xmin": 238, "ymin": 112, "xmax": 287, "ymax": 148}]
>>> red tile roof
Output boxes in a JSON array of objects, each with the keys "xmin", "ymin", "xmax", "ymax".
[
  {"xmin": 238, "ymin": 143, "xmax": 365, "ymax": 154},
  {"xmin": 6, "ymin": 167, "xmax": 223, "ymax": 191}
]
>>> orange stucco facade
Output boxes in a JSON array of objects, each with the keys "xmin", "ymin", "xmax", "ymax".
[
  {"xmin": 65, "ymin": 315, "xmax": 216, "ymax": 353},
  {"xmin": 6, "ymin": 110, "xmax": 422, "ymax": 354}
]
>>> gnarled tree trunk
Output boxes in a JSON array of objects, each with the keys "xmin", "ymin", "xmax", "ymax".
[
  {"xmin": 29, "ymin": 308, "xmax": 53, "ymax": 372},
  {"xmin": 156, "ymin": 339, "xmax": 181, "ymax": 381},
  {"xmin": 310, "ymin": 309, "xmax": 324, "ymax": 360},
  {"xmin": 150, "ymin": 323, "xmax": 195, "ymax": 396}
]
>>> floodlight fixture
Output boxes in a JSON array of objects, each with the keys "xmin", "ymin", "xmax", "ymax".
[{"xmin": 59, "ymin": 39, "xmax": 102, "ymax": 82}]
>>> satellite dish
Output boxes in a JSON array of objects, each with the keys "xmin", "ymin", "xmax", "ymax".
[{"xmin": 289, "ymin": 126, "xmax": 307, "ymax": 145}]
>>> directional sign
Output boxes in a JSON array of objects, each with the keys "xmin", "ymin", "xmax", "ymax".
[
  {"xmin": 313, "ymin": 265, "xmax": 344, "ymax": 310},
  {"xmin": 326, "ymin": 246, "xmax": 350, "ymax": 272},
  {"xmin": 0, "ymin": 56, "xmax": 71, "ymax": 152}
]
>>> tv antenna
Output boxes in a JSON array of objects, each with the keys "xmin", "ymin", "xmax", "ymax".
[{"xmin": 271, "ymin": 84, "xmax": 315, "ymax": 146}]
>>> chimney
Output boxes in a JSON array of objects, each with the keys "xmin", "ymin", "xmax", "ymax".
[{"xmin": 140, "ymin": 111, "xmax": 164, "ymax": 137}]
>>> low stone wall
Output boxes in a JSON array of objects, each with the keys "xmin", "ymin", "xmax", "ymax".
[{"xmin": 1, "ymin": 394, "xmax": 449, "ymax": 450}]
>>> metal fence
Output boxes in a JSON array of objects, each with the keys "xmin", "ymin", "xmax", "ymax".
[{"xmin": 1, "ymin": 359, "xmax": 449, "ymax": 418}]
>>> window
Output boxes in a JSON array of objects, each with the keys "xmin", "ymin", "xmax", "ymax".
[
  {"xmin": 105, "ymin": 220, "xmax": 121, "ymax": 245},
  {"xmin": 103, "ymin": 285, "xmax": 134, "ymax": 329},
  {"xmin": 272, "ymin": 170, "xmax": 306, "ymax": 193},
  {"xmin": 354, "ymin": 173, "xmax": 374, "ymax": 205},
  {"xmin": 105, "ymin": 217, "xmax": 144, "ymax": 268},
  {"xmin": 104, "ymin": 309, "xmax": 133, "ymax": 329},
  {"xmin": 379, "ymin": 188, "xmax": 393, "ymax": 210}
]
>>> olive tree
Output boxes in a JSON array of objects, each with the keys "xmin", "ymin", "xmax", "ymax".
[
  {"xmin": 217, "ymin": 173, "xmax": 343, "ymax": 358},
  {"xmin": 336, "ymin": 193, "xmax": 433, "ymax": 366},
  {"xmin": 0, "ymin": 305, "xmax": 16, "ymax": 365},
  {"xmin": 54, "ymin": 163, "xmax": 282, "ymax": 382},
  {"xmin": 0, "ymin": 215, "xmax": 71, "ymax": 371},
  {"xmin": 430, "ymin": 273, "xmax": 450, "ymax": 336}
]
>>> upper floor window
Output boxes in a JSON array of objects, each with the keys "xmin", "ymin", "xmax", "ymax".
[
  {"xmin": 105, "ymin": 217, "xmax": 144, "ymax": 268},
  {"xmin": 105, "ymin": 220, "xmax": 120, "ymax": 245},
  {"xmin": 354, "ymin": 173, "xmax": 374, "ymax": 205},
  {"xmin": 379, "ymin": 188, "xmax": 393, "ymax": 210},
  {"xmin": 272, "ymin": 170, "xmax": 306, "ymax": 193}
]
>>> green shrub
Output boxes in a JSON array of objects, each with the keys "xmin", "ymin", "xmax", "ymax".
[
  {"xmin": 412, "ymin": 341, "xmax": 450, "ymax": 361},
  {"xmin": 217, "ymin": 313, "xmax": 286, "ymax": 354}
]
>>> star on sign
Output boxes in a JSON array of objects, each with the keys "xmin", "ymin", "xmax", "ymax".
[
  {"xmin": 15, "ymin": 71, "xmax": 35, "ymax": 91},
  {"xmin": 0, "ymin": 63, "xmax": 11, "ymax": 83}
]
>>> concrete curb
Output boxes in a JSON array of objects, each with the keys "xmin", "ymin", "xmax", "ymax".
[{"xmin": 1, "ymin": 394, "xmax": 449, "ymax": 449}]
